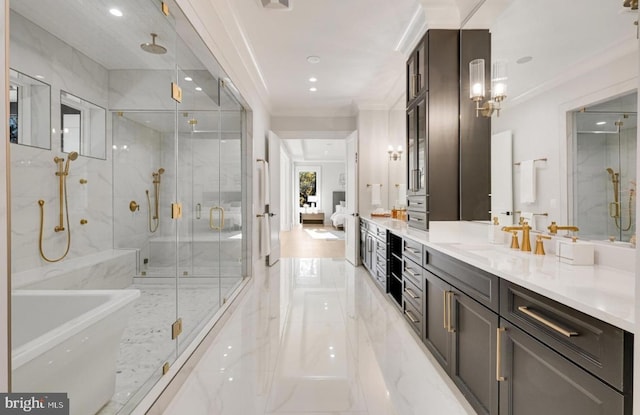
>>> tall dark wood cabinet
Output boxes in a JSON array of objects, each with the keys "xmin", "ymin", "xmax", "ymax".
[
  {"xmin": 406, "ymin": 29, "xmax": 491, "ymax": 229},
  {"xmin": 460, "ymin": 30, "xmax": 491, "ymax": 220}
]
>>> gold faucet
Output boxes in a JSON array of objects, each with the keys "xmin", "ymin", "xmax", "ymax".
[
  {"xmin": 502, "ymin": 221, "xmax": 532, "ymax": 252},
  {"xmin": 534, "ymin": 235, "xmax": 552, "ymax": 255},
  {"xmin": 547, "ymin": 221, "xmax": 579, "ymax": 235}
]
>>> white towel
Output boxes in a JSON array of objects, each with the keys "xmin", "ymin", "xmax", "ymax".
[
  {"xmin": 520, "ymin": 160, "xmax": 536, "ymax": 204},
  {"xmin": 260, "ymin": 215, "xmax": 271, "ymax": 257},
  {"xmin": 370, "ymin": 184, "xmax": 381, "ymax": 206},
  {"xmin": 397, "ymin": 184, "xmax": 407, "ymax": 207}
]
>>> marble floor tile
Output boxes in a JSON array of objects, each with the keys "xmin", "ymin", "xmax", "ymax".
[{"xmin": 161, "ymin": 258, "xmax": 476, "ymax": 415}]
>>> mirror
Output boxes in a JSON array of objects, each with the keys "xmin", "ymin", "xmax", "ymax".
[
  {"xmin": 463, "ymin": 0, "xmax": 637, "ymax": 239},
  {"xmin": 61, "ymin": 91, "xmax": 106, "ymax": 159},
  {"xmin": 572, "ymin": 92, "xmax": 637, "ymax": 242},
  {"xmin": 9, "ymin": 68, "xmax": 51, "ymax": 149}
]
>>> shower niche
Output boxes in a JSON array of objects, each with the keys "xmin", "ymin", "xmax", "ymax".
[{"xmin": 571, "ymin": 91, "xmax": 637, "ymax": 242}]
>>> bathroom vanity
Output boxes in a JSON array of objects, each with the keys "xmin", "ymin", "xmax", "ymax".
[{"xmin": 360, "ymin": 217, "xmax": 634, "ymax": 415}]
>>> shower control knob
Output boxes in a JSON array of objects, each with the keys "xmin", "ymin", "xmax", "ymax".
[{"xmin": 80, "ymin": 219, "xmax": 88, "ymax": 225}]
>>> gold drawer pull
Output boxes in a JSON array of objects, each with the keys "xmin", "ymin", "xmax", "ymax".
[
  {"xmin": 404, "ymin": 248, "xmax": 420, "ymax": 255},
  {"xmin": 496, "ymin": 327, "xmax": 506, "ymax": 381},
  {"xmin": 518, "ymin": 306, "xmax": 579, "ymax": 337},
  {"xmin": 404, "ymin": 287, "xmax": 419, "ymax": 299},
  {"xmin": 447, "ymin": 291, "xmax": 455, "ymax": 333},
  {"xmin": 404, "ymin": 267, "xmax": 418, "ymax": 278},
  {"xmin": 443, "ymin": 291, "xmax": 448, "ymax": 330},
  {"xmin": 405, "ymin": 310, "xmax": 419, "ymax": 324}
]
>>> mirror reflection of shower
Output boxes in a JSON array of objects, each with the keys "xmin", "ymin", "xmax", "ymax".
[
  {"xmin": 146, "ymin": 168, "xmax": 164, "ymax": 233},
  {"xmin": 606, "ymin": 166, "xmax": 634, "ymax": 232},
  {"xmin": 573, "ymin": 91, "xmax": 637, "ymax": 242},
  {"xmin": 38, "ymin": 151, "xmax": 78, "ymax": 262}
]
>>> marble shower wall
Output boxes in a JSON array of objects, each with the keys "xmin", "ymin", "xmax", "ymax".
[
  {"xmin": 575, "ymin": 126, "xmax": 637, "ymax": 241},
  {"xmin": 10, "ymin": 11, "xmax": 112, "ymax": 274}
]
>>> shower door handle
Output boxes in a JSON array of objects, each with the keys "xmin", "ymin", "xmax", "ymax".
[
  {"xmin": 209, "ymin": 207, "xmax": 225, "ymax": 230},
  {"xmin": 196, "ymin": 203, "xmax": 201, "ymax": 219}
]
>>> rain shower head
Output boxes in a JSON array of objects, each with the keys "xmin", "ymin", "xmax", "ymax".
[{"xmin": 140, "ymin": 33, "xmax": 167, "ymax": 55}]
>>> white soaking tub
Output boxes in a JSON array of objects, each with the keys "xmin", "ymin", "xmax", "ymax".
[{"xmin": 11, "ymin": 289, "xmax": 140, "ymax": 415}]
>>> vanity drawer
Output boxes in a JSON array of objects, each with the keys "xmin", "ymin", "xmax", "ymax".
[
  {"xmin": 402, "ymin": 257, "xmax": 423, "ymax": 290},
  {"xmin": 403, "ymin": 274, "xmax": 423, "ymax": 312},
  {"xmin": 402, "ymin": 238, "xmax": 423, "ymax": 264},
  {"xmin": 407, "ymin": 195, "xmax": 427, "ymax": 211},
  {"xmin": 407, "ymin": 210, "xmax": 428, "ymax": 230},
  {"xmin": 500, "ymin": 280, "xmax": 632, "ymax": 393},
  {"xmin": 360, "ymin": 218, "xmax": 369, "ymax": 231},
  {"xmin": 375, "ymin": 226, "xmax": 387, "ymax": 240},
  {"xmin": 425, "ymin": 249, "xmax": 499, "ymax": 313},
  {"xmin": 403, "ymin": 296, "xmax": 423, "ymax": 337}
]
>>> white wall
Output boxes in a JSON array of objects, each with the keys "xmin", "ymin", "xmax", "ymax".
[
  {"xmin": 493, "ymin": 51, "xmax": 638, "ymax": 232},
  {"xmin": 358, "ymin": 108, "xmax": 408, "ymax": 214}
]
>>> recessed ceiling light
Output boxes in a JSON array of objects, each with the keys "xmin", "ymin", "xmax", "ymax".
[
  {"xmin": 307, "ymin": 56, "xmax": 321, "ymax": 64},
  {"xmin": 195, "ymin": 87, "xmax": 203, "ymax": 91},
  {"xmin": 309, "ymin": 87, "xmax": 317, "ymax": 92},
  {"xmin": 109, "ymin": 8, "xmax": 123, "ymax": 17},
  {"xmin": 35, "ymin": 75, "xmax": 44, "ymax": 79},
  {"xmin": 597, "ymin": 121, "xmax": 607, "ymax": 125},
  {"xmin": 516, "ymin": 56, "xmax": 533, "ymax": 64},
  {"xmin": 309, "ymin": 77, "xmax": 317, "ymax": 82},
  {"xmin": 184, "ymin": 77, "xmax": 193, "ymax": 82}
]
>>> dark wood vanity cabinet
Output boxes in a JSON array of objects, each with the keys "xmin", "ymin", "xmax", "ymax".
[
  {"xmin": 423, "ymin": 251, "xmax": 499, "ymax": 415},
  {"xmin": 405, "ymin": 29, "xmax": 491, "ymax": 229}
]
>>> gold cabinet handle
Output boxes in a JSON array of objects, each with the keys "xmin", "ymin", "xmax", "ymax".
[
  {"xmin": 517, "ymin": 306, "xmax": 579, "ymax": 337},
  {"xmin": 404, "ymin": 267, "xmax": 418, "ymax": 278},
  {"xmin": 404, "ymin": 248, "xmax": 420, "ymax": 255},
  {"xmin": 405, "ymin": 309, "xmax": 419, "ymax": 324},
  {"xmin": 404, "ymin": 287, "xmax": 419, "ymax": 299},
  {"xmin": 219, "ymin": 206, "xmax": 225, "ymax": 230},
  {"xmin": 447, "ymin": 291, "xmax": 455, "ymax": 333},
  {"xmin": 443, "ymin": 291, "xmax": 448, "ymax": 330},
  {"xmin": 496, "ymin": 327, "xmax": 506, "ymax": 381}
]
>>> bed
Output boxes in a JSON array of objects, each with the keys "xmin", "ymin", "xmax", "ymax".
[{"xmin": 330, "ymin": 191, "xmax": 347, "ymax": 229}]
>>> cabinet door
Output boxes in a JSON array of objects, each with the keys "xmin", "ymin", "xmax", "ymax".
[
  {"xmin": 416, "ymin": 97, "xmax": 427, "ymax": 196},
  {"xmin": 451, "ymin": 289, "xmax": 499, "ymax": 415},
  {"xmin": 499, "ymin": 320, "xmax": 625, "ymax": 415},
  {"xmin": 423, "ymin": 270, "xmax": 451, "ymax": 372},
  {"xmin": 406, "ymin": 50, "xmax": 416, "ymax": 104},
  {"xmin": 407, "ymin": 105, "xmax": 417, "ymax": 195},
  {"xmin": 416, "ymin": 39, "xmax": 426, "ymax": 96}
]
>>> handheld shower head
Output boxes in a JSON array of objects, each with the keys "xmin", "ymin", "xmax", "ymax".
[
  {"xmin": 606, "ymin": 167, "xmax": 614, "ymax": 176},
  {"xmin": 158, "ymin": 168, "xmax": 165, "ymax": 175},
  {"xmin": 64, "ymin": 151, "xmax": 78, "ymax": 175}
]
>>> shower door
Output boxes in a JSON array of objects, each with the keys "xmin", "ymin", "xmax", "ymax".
[{"xmin": 175, "ymin": 76, "xmax": 244, "ymax": 353}]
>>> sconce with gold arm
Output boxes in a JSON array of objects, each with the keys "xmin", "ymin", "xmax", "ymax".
[{"xmin": 469, "ymin": 59, "xmax": 508, "ymax": 118}]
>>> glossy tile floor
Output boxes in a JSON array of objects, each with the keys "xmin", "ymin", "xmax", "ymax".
[
  {"xmin": 280, "ymin": 225, "xmax": 345, "ymax": 258},
  {"xmin": 161, "ymin": 258, "xmax": 475, "ymax": 414}
]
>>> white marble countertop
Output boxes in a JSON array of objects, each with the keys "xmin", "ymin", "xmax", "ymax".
[{"xmin": 361, "ymin": 217, "xmax": 636, "ymax": 333}]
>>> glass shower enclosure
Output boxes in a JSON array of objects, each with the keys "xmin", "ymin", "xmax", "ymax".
[{"xmin": 572, "ymin": 92, "xmax": 637, "ymax": 242}]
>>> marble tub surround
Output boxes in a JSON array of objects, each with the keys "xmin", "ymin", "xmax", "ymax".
[
  {"xmin": 162, "ymin": 258, "xmax": 475, "ymax": 415},
  {"xmin": 12, "ymin": 249, "xmax": 136, "ymax": 290},
  {"xmin": 364, "ymin": 218, "xmax": 635, "ymax": 332}
]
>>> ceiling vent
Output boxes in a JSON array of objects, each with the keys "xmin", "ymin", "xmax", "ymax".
[{"xmin": 260, "ymin": 0, "xmax": 291, "ymax": 10}]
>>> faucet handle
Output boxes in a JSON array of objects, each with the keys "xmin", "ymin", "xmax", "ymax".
[
  {"xmin": 534, "ymin": 235, "xmax": 552, "ymax": 255},
  {"xmin": 510, "ymin": 230, "xmax": 520, "ymax": 250}
]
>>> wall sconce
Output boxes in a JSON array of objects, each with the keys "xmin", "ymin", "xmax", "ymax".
[
  {"xmin": 469, "ymin": 59, "xmax": 508, "ymax": 118},
  {"xmin": 388, "ymin": 145, "xmax": 403, "ymax": 161}
]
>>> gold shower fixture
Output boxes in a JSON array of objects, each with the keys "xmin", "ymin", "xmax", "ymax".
[
  {"xmin": 146, "ymin": 168, "xmax": 165, "ymax": 232},
  {"xmin": 38, "ymin": 151, "xmax": 78, "ymax": 262},
  {"xmin": 623, "ymin": 0, "xmax": 638, "ymax": 10},
  {"xmin": 606, "ymin": 167, "xmax": 634, "ymax": 232}
]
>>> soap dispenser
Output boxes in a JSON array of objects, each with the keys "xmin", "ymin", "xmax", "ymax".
[{"xmin": 488, "ymin": 217, "xmax": 505, "ymax": 244}]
